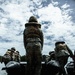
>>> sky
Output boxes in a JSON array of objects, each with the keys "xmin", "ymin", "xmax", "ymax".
[{"xmin": 0, "ymin": 0, "xmax": 75, "ymax": 56}]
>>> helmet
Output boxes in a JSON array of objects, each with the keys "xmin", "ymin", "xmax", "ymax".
[
  {"xmin": 16, "ymin": 51, "xmax": 19, "ymax": 53},
  {"xmin": 25, "ymin": 16, "xmax": 41, "ymax": 28},
  {"xmin": 55, "ymin": 41, "xmax": 65, "ymax": 46},
  {"xmin": 29, "ymin": 16, "xmax": 38, "ymax": 22},
  {"xmin": 8, "ymin": 49, "xmax": 11, "ymax": 51},
  {"xmin": 11, "ymin": 47, "xmax": 16, "ymax": 51}
]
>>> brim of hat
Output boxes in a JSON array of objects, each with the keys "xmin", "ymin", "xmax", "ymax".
[{"xmin": 25, "ymin": 22, "xmax": 41, "ymax": 27}]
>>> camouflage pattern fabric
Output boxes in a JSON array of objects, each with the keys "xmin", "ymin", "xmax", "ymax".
[{"xmin": 23, "ymin": 16, "xmax": 43, "ymax": 75}]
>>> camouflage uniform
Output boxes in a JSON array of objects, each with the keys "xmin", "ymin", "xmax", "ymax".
[
  {"xmin": 48, "ymin": 51, "xmax": 55, "ymax": 61},
  {"xmin": 55, "ymin": 41, "xmax": 73, "ymax": 59},
  {"xmin": 5, "ymin": 49, "xmax": 11, "ymax": 57},
  {"xmin": 2, "ymin": 49, "xmax": 11, "ymax": 65},
  {"xmin": 23, "ymin": 16, "xmax": 43, "ymax": 75},
  {"xmin": 54, "ymin": 41, "xmax": 74, "ymax": 75},
  {"xmin": 10, "ymin": 47, "xmax": 16, "ymax": 61},
  {"xmin": 15, "ymin": 51, "xmax": 21, "ymax": 62}
]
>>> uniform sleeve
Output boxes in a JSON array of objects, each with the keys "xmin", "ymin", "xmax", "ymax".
[
  {"xmin": 66, "ymin": 45, "xmax": 73, "ymax": 57},
  {"xmin": 39, "ymin": 29, "xmax": 44, "ymax": 49},
  {"xmin": 23, "ymin": 29, "xmax": 26, "ymax": 48}
]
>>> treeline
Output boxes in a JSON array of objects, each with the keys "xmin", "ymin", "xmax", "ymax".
[{"xmin": 21, "ymin": 55, "xmax": 26, "ymax": 61}]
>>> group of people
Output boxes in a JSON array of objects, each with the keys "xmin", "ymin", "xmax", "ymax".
[
  {"xmin": 23, "ymin": 16, "xmax": 74, "ymax": 75},
  {"xmin": 48, "ymin": 41, "xmax": 75, "ymax": 75},
  {"xmin": 48, "ymin": 41, "xmax": 74, "ymax": 61},
  {"xmin": 2, "ymin": 47, "xmax": 21, "ymax": 65}
]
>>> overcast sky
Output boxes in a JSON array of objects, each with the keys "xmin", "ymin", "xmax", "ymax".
[{"xmin": 0, "ymin": 0, "xmax": 75, "ymax": 56}]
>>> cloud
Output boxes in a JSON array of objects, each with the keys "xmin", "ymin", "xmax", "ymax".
[
  {"xmin": 37, "ymin": 0, "xmax": 75, "ymax": 54},
  {"xmin": 0, "ymin": 0, "xmax": 75, "ymax": 56}
]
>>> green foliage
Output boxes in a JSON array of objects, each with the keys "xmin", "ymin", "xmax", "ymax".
[{"xmin": 21, "ymin": 55, "xmax": 26, "ymax": 61}]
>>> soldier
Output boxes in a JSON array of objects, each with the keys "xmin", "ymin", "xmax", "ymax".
[
  {"xmin": 10, "ymin": 47, "xmax": 16, "ymax": 61},
  {"xmin": 54, "ymin": 41, "xmax": 74, "ymax": 75},
  {"xmin": 23, "ymin": 16, "xmax": 44, "ymax": 75},
  {"xmin": 6, "ymin": 49, "xmax": 11, "ymax": 55},
  {"xmin": 1, "ymin": 49, "xmax": 11, "ymax": 65},
  {"xmin": 5, "ymin": 49, "xmax": 11, "ymax": 57},
  {"xmin": 5, "ymin": 49, "xmax": 11, "ymax": 60},
  {"xmin": 55, "ymin": 41, "xmax": 74, "ymax": 59},
  {"xmin": 48, "ymin": 51, "xmax": 55, "ymax": 61},
  {"xmin": 15, "ymin": 51, "xmax": 21, "ymax": 62}
]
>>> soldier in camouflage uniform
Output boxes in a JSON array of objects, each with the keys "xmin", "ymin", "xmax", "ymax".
[
  {"xmin": 23, "ymin": 16, "xmax": 44, "ymax": 75},
  {"xmin": 54, "ymin": 41, "xmax": 74, "ymax": 75},
  {"xmin": 6, "ymin": 49, "xmax": 11, "ymax": 56},
  {"xmin": 55, "ymin": 41, "xmax": 74, "ymax": 60},
  {"xmin": 15, "ymin": 51, "xmax": 21, "ymax": 62},
  {"xmin": 48, "ymin": 51, "xmax": 55, "ymax": 61},
  {"xmin": 1, "ymin": 49, "xmax": 11, "ymax": 65},
  {"xmin": 10, "ymin": 47, "xmax": 16, "ymax": 61}
]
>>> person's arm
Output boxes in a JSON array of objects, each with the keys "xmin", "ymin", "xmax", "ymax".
[
  {"xmin": 23, "ymin": 29, "xmax": 26, "ymax": 48},
  {"xmin": 66, "ymin": 45, "xmax": 74, "ymax": 59},
  {"xmin": 41, "ymin": 31, "xmax": 44, "ymax": 48}
]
